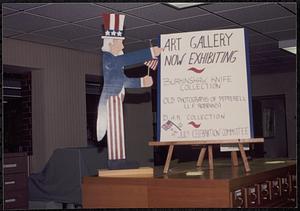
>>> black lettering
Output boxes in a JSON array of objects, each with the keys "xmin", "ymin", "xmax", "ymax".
[
  {"xmin": 213, "ymin": 33, "xmax": 219, "ymax": 47},
  {"xmin": 220, "ymin": 33, "xmax": 226, "ymax": 47},
  {"xmin": 225, "ymin": 33, "xmax": 233, "ymax": 46}
]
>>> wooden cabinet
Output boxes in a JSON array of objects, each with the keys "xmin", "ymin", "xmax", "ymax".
[
  {"xmin": 229, "ymin": 164, "xmax": 296, "ymax": 208},
  {"xmin": 4, "ymin": 152, "xmax": 28, "ymax": 209},
  {"xmin": 82, "ymin": 159, "xmax": 296, "ymax": 208}
]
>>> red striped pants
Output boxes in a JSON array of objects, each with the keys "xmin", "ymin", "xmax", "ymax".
[{"xmin": 106, "ymin": 92, "xmax": 126, "ymax": 160}]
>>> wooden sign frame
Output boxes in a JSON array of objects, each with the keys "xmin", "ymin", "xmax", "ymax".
[
  {"xmin": 157, "ymin": 28, "xmax": 254, "ymax": 143},
  {"xmin": 149, "ymin": 138, "xmax": 264, "ymax": 174}
]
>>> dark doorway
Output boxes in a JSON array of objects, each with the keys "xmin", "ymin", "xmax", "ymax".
[
  {"xmin": 3, "ymin": 71, "xmax": 32, "ymax": 154},
  {"xmin": 252, "ymin": 95, "xmax": 288, "ymax": 158}
]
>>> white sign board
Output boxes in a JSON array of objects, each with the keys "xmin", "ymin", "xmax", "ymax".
[{"xmin": 157, "ymin": 28, "xmax": 253, "ymax": 150}]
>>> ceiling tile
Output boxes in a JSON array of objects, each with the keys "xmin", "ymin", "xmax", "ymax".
[
  {"xmin": 2, "ymin": 2, "xmax": 294, "ymax": 66},
  {"xmin": 249, "ymin": 42, "xmax": 279, "ymax": 53},
  {"xmin": 200, "ymin": 2, "xmax": 261, "ymax": 13},
  {"xmin": 13, "ymin": 33, "xmax": 65, "ymax": 45},
  {"xmin": 97, "ymin": 3, "xmax": 153, "ymax": 11},
  {"xmin": 3, "ymin": 13, "xmax": 65, "ymax": 33},
  {"xmin": 124, "ymin": 15, "xmax": 153, "ymax": 30},
  {"xmin": 279, "ymin": 2, "xmax": 296, "ymax": 13},
  {"xmin": 248, "ymin": 33, "xmax": 276, "ymax": 46},
  {"xmin": 244, "ymin": 28, "xmax": 260, "ymax": 37},
  {"xmin": 3, "ymin": 3, "xmax": 47, "ymax": 11},
  {"xmin": 126, "ymin": 3, "xmax": 207, "ymax": 23},
  {"xmin": 215, "ymin": 24, "xmax": 241, "ymax": 30},
  {"xmin": 75, "ymin": 14, "xmax": 153, "ymax": 32},
  {"xmin": 218, "ymin": 3, "xmax": 293, "ymax": 24},
  {"xmin": 163, "ymin": 14, "xmax": 234, "ymax": 32},
  {"xmin": 34, "ymin": 24, "xmax": 99, "ymax": 40},
  {"xmin": 74, "ymin": 17, "xmax": 103, "ymax": 32},
  {"xmin": 3, "ymin": 28, "xmax": 23, "ymax": 37},
  {"xmin": 266, "ymin": 29, "xmax": 296, "ymax": 41},
  {"xmin": 2, "ymin": 7, "xmax": 18, "ymax": 16},
  {"xmin": 71, "ymin": 35, "xmax": 102, "ymax": 45},
  {"xmin": 28, "ymin": 3, "xmax": 111, "ymax": 23},
  {"xmin": 245, "ymin": 16, "xmax": 296, "ymax": 34},
  {"xmin": 125, "ymin": 24, "xmax": 178, "ymax": 41},
  {"xmin": 54, "ymin": 41, "xmax": 98, "ymax": 52}
]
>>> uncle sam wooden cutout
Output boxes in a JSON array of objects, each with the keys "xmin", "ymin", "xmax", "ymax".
[{"xmin": 96, "ymin": 13, "xmax": 163, "ymax": 169}]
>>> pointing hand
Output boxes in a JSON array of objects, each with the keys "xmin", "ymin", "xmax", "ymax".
[{"xmin": 152, "ymin": 46, "xmax": 164, "ymax": 57}]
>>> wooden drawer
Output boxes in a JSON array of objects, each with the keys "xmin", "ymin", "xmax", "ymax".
[
  {"xmin": 258, "ymin": 181, "xmax": 272, "ymax": 206},
  {"xmin": 4, "ymin": 156, "xmax": 27, "ymax": 174},
  {"xmin": 270, "ymin": 178, "xmax": 281, "ymax": 201},
  {"xmin": 245, "ymin": 185, "xmax": 259, "ymax": 207},
  {"xmin": 231, "ymin": 189, "xmax": 245, "ymax": 208},
  {"xmin": 279, "ymin": 176, "xmax": 290, "ymax": 197},
  {"xmin": 4, "ymin": 173, "xmax": 27, "ymax": 192},
  {"xmin": 4, "ymin": 189, "xmax": 28, "ymax": 209}
]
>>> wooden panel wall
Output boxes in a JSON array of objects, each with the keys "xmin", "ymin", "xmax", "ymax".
[{"xmin": 3, "ymin": 38, "xmax": 100, "ymax": 172}]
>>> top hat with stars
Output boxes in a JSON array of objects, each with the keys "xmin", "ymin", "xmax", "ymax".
[{"xmin": 101, "ymin": 13, "xmax": 125, "ymax": 40}]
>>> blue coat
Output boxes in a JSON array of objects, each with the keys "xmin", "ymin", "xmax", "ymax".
[{"xmin": 97, "ymin": 48, "xmax": 154, "ymax": 141}]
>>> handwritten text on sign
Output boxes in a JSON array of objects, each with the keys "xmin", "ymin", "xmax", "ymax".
[{"xmin": 159, "ymin": 28, "xmax": 252, "ymax": 143}]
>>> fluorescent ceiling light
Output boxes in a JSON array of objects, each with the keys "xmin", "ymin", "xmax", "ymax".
[
  {"xmin": 282, "ymin": 47, "xmax": 296, "ymax": 54},
  {"xmin": 279, "ymin": 39, "xmax": 296, "ymax": 55},
  {"xmin": 165, "ymin": 3, "xmax": 207, "ymax": 9}
]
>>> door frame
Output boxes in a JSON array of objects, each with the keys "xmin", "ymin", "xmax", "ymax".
[{"xmin": 252, "ymin": 94, "xmax": 288, "ymax": 157}]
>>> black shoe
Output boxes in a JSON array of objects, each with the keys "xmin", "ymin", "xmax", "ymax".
[{"xmin": 107, "ymin": 159, "xmax": 139, "ymax": 170}]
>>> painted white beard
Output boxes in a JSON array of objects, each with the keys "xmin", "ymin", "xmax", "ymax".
[
  {"xmin": 104, "ymin": 50, "xmax": 124, "ymax": 56},
  {"xmin": 101, "ymin": 43, "xmax": 124, "ymax": 56}
]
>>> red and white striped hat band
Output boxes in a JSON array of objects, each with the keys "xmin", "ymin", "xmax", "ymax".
[{"xmin": 102, "ymin": 13, "xmax": 125, "ymax": 39}]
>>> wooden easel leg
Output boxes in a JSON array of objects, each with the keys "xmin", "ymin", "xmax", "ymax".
[
  {"xmin": 163, "ymin": 145, "xmax": 174, "ymax": 174},
  {"xmin": 196, "ymin": 146, "xmax": 207, "ymax": 167},
  {"xmin": 231, "ymin": 151, "xmax": 239, "ymax": 167},
  {"xmin": 238, "ymin": 143, "xmax": 250, "ymax": 172},
  {"xmin": 208, "ymin": 145, "xmax": 214, "ymax": 170}
]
